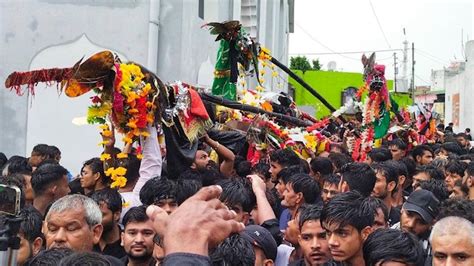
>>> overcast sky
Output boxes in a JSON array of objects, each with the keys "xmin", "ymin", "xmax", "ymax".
[{"xmin": 289, "ymin": 0, "xmax": 473, "ymax": 86}]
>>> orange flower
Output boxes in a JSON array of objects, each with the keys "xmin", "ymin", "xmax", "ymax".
[
  {"xmin": 128, "ymin": 108, "xmax": 139, "ymax": 115},
  {"xmin": 126, "ymin": 118, "xmax": 138, "ymax": 129},
  {"xmin": 116, "ymin": 152, "xmax": 128, "ymax": 159},
  {"xmin": 100, "ymin": 153, "xmax": 111, "ymax": 161}
]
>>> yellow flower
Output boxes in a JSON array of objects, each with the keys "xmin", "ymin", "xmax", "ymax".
[
  {"xmin": 272, "ymin": 71, "xmax": 278, "ymax": 77},
  {"xmin": 122, "ymin": 201, "xmax": 130, "ymax": 208},
  {"xmin": 146, "ymin": 113, "xmax": 154, "ymax": 123},
  {"xmin": 98, "ymin": 140, "xmax": 110, "ymax": 146},
  {"xmin": 101, "ymin": 130, "xmax": 113, "ymax": 137},
  {"xmin": 141, "ymin": 131, "xmax": 150, "ymax": 138},
  {"xmin": 105, "ymin": 167, "xmax": 115, "ymax": 177},
  {"xmin": 122, "ymin": 136, "xmax": 133, "ymax": 144},
  {"xmin": 127, "ymin": 91, "xmax": 140, "ymax": 103},
  {"xmin": 100, "ymin": 153, "xmax": 111, "ymax": 161},
  {"xmin": 114, "ymin": 167, "xmax": 127, "ymax": 176},
  {"xmin": 99, "ymin": 124, "xmax": 109, "ymax": 130},
  {"xmin": 126, "ymin": 119, "xmax": 138, "ymax": 129},
  {"xmin": 136, "ymin": 153, "xmax": 144, "ymax": 160},
  {"xmin": 116, "ymin": 153, "xmax": 128, "ymax": 159},
  {"xmin": 140, "ymin": 83, "xmax": 152, "ymax": 97},
  {"xmin": 146, "ymin": 101, "xmax": 153, "ymax": 108},
  {"xmin": 128, "ymin": 108, "xmax": 139, "ymax": 115},
  {"xmin": 111, "ymin": 176, "xmax": 127, "ymax": 188}
]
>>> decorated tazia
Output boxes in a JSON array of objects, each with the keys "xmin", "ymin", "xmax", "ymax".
[{"xmin": 5, "ymin": 51, "xmax": 167, "ymax": 188}]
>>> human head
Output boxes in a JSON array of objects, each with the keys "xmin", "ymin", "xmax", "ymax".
[
  {"xmin": 29, "ymin": 144, "xmax": 51, "ymax": 167},
  {"xmin": 322, "ymin": 174, "xmax": 341, "ymax": 203},
  {"xmin": 44, "ymin": 194, "xmax": 103, "ymax": 251},
  {"xmin": 437, "ymin": 198, "xmax": 474, "ymax": 223},
  {"xmin": 48, "ymin": 145, "xmax": 61, "ymax": 163},
  {"xmin": 90, "ymin": 188, "xmax": 123, "ymax": 234},
  {"xmin": 121, "ymin": 206, "xmax": 155, "ymax": 264},
  {"xmin": 456, "ymin": 133, "xmax": 470, "ymax": 148},
  {"xmin": 297, "ymin": 204, "xmax": 331, "ymax": 265},
  {"xmin": 241, "ymin": 225, "xmax": 278, "ymax": 265},
  {"xmin": 3, "ymin": 206, "xmax": 44, "ymax": 265},
  {"xmin": 275, "ymin": 165, "xmax": 305, "ymax": 199},
  {"xmin": 211, "ymin": 233, "xmax": 256, "ymax": 266},
  {"xmin": 309, "ymin": 157, "xmax": 334, "ymax": 182},
  {"xmin": 175, "ymin": 177, "xmax": 202, "ymax": 205},
  {"xmin": 430, "ymin": 216, "xmax": 474, "ymax": 266},
  {"xmin": 251, "ymin": 162, "xmax": 271, "ymax": 183},
  {"xmin": 417, "ymin": 179, "xmax": 450, "ymax": 202},
  {"xmin": 139, "ymin": 177, "xmax": 178, "ymax": 214},
  {"xmin": 122, "ymin": 154, "xmax": 141, "ymax": 186},
  {"xmin": 451, "ymin": 179, "xmax": 469, "ymax": 199},
  {"xmin": 218, "ymin": 178, "xmax": 256, "ymax": 225},
  {"xmin": 363, "ymin": 228, "xmax": 424, "ymax": 266},
  {"xmin": 58, "ymin": 251, "xmax": 111, "ymax": 266},
  {"xmin": 440, "ymin": 142, "xmax": 465, "ymax": 156},
  {"xmin": 412, "ymin": 165, "xmax": 444, "ymax": 189},
  {"xmin": 192, "ymin": 149, "xmax": 212, "ymax": 171},
  {"xmin": 400, "ymin": 189, "xmax": 440, "ymax": 238},
  {"xmin": 411, "ymin": 145, "xmax": 434, "ymax": 166},
  {"xmin": 282, "ymin": 173, "xmax": 320, "ymax": 213},
  {"xmin": 321, "ymin": 191, "xmax": 375, "ymax": 263},
  {"xmin": 25, "ymin": 248, "xmax": 74, "ymax": 266},
  {"xmin": 367, "ymin": 148, "xmax": 392, "ymax": 164},
  {"xmin": 31, "ymin": 163, "xmax": 70, "ymax": 200},
  {"xmin": 1, "ymin": 155, "xmax": 32, "ymax": 176},
  {"xmin": 445, "ymin": 160, "xmax": 467, "ymax": 192},
  {"xmin": 371, "ymin": 162, "xmax": 398, "ymax": 200},
  {"xmin": 269, "ymin": 148, "xmax": 301, "ymax": 180},
  {"xmin": 388, "ymin": 139, "xmax": 408, "ymax": 161},
  {"xmin": 362, "ymin": 197, "xmax": 388, "ymax": 231},
  {"xmin": 80, "ymin": 157, "xmax": 108, "ymax": 190},
  {"xmin": 328, "ymin": 152, "xmax": 352, "ymax": 173},
  {"xmin": 339, "ymin": 162, "xmax": 376, "ymax": 197}
]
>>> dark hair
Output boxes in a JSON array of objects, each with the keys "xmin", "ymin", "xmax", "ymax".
[
  {"xmin": 324, "ymin": 174, "xmax": 341, "ymax": 186},
  {"xmin": 437, "ymin": 198, "xmax": 474, "ymax": 223},
  {"xmin": 218, "ymin": 178, "xmax": 256, "ymax": 213},
  {"xmin": 298, "ymin": 204, "xmax": 323, "ymax": 230},
  {"xmin": 445, "ymin": 160, "xmax": 467, "ymax": 177},
  {"xmin": 400, "ymin": 157, "xmax": 417, "ymax": 179},
  {"xmin": 441, "ymin": 142, "xmax": 465, "ymax": 155},
  {"xmin": 235, "ymin": 160, "xmax": 252, "ymax": 178},
  {"xmin": 2, "ymin": 156, "xmax": 32, "ymax": 175},
  {"xmin": 287, "ymin": 174, "xmax": 321, "ymax": 204},
  {"xmin": 90, "ymin": 188, "xmax": 123, "ymax": 214},
  {"xmin": 310, "ymin": 157, "xmax": 334, "ymax": 176},
  {"xmin": 328, "ymin": 152, "xmax": 353, "ymax": 172},
  {"xmin": 269, "ymin": 149, "xmax": 301, "ymax": 168},
  {"xmin": 210, "ymin": 234, "xmax": 255, "ymax": 266},
  {"xmin": 388, "ymin": 160, "xmax": 408, "ymax": 178},
  {"xmin": 122, "ymin": 154, "xmax": 141, "ymax": 184},
  {"xmin": 363, "ymin": 229, "xmax": 424, "ymax": 266},
  {"xmin": 340, "ymin": 162, "xmax": 376, "ymax": 197},
  {"xmin": 418, "ymin": 179, "xmax": 449, "ymax": 202},
  {"xmin": 48, "ymin": 146, "xmax": 61, "ymax": 161},
  {"xmin": 411, "ymin": 145, "xmax": 433, "ymax": 159},
  {"xmin": 31, "ymin": 163, "xmax": 68, "ymax": 196},
  {"xmin": 0, "ymin": 152, "xmax": 7, "ymax": 170},
  {"xmin": 176, "ymin": 178, "xmax": 202, "ymax": 205},
  {"xmin": 321, "ymin": 191, "xmax": 375, "ymax": 231},
  {"xmin": 83, "ymin": 157, "xmax": 109, "ymax": 186},
  {"xmin": 276, "ymin": 165, "xmax": 306, "ymax": 184},
  {"xmin": 139, "ymin": 177, "xmax": 177, "ymax": 206},
  {"xmin": 198, "ymin": 168, "xmax": 224, "ymax": 187},
  {"xmin": 122, "ymin": 205, "xmax": 149, "ymax": 227},
  {"xmin": 389, "ymin": 139, "xmax": 408, "ymax": 151},
  {"xmin": 25, "ymin": 248, "xmax": 74, "ymax": 265},
  {"xmin": 372, "ymin": 162, "xmax": 399, "ymax": 194},
  {"xmin": 31, "ymin": 144, "xmax": 51, "ymax": 157},
  {"xmin": 456, "ymin": 132, "xmax": 469, "ymax": 140},
  {"xmin": 467, "ymin": 161, "xmax": 474, "ymax": 176},
  {"xmin": 415, "ymin": 165, "xmax": 445, "ymax": 181},
  {"xmin": 19, "ymin": 205, "xmax": 44, "ymax": 242},
  {"xmin": 362, "ymin": 197, "xmax": 388, "ymax": 223},
  {"xmin": 59, "ymin": 252, "xmax": 111, "ymax": 266},
  {"xmin": 251, "ymin": 162, "xmax": 271, "ymax": 181},
  {"xmin": 454, "ymin": 179, "xmax": 469, "ymax": 196},
  {"xmin": 368, "ymin": 148, "xmax": 392, "ymax": 162}
]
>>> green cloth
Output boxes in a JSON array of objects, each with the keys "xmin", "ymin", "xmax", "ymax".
[
  {"xmin": 212, "ymin": 40, "xmax": 236, "ymax": 100},
  {"xmin": 373, "ymin": 94, "xmax": 399, "ymax": 139}
]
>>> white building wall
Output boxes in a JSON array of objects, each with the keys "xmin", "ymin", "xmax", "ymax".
[{"xmin": 1, "ymin": 0, "xmax": 291, "ymax": 174}]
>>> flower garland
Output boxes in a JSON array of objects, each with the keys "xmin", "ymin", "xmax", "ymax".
[{"xmin": 87, "ymin": 63, "xmax": 157, "ymax": 188}]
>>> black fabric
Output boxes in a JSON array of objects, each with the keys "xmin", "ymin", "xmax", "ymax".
[
  {"xmin": 103, "ymin": 254, "xmax": 126, "ymax": 266},
  {"xmin": 162, "ymin": 120, "xmax": 199, "ymax": 180},
  {"xmin": 207, "ymin": 128, "xmax": 247, "ymax": 156},
  {"xmin": 388, "ymin": 206, "xmax": 401, "ymax": 227},
  {"xmin": 162, "ymin": 253, "xmax": 211, "ymax": 266},
  {"xmin": 120, "ymin": 256, "xmax": 155, "ymax": 266},
  {"xmin": 261, "ymin": 218, "xmax": 283, "ymax": 246},
  {"xmin": 93, "ymin": 234, "xmax": 126, "ymax": 259},
  {"xmin": 229, "ymin": 39, "xmax": 239, "ymax": 83}
]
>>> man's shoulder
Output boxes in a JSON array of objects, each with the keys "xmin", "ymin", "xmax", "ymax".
[{"xmin": 103, "ymin": 255, "xmax": 126, "ymax": 266}]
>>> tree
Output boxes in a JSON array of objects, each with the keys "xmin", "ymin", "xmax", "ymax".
[
  {"xmin": 312, "ymin": 59, "xmax": 322, "ymax": 70},
  {"xmin": 290, "ymin": 56, "xmax": 311, "ymax": 73}
]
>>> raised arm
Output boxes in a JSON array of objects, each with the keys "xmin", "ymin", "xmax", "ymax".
[
  {"xmin": 203, "ymin": 134, "xmax": 235, "ymax": 177},
  {"xmin": 133, "ymin": 125, "xmax": 162, "ymax": 194}
]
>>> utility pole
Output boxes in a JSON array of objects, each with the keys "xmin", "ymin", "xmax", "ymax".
[
  {"xmin": 411, "ymin": 42, "xmax": 415, "ymax": 102},
  {"xmin": 393, "ymin": 52, "xmax": 398, "ymax": 93}
]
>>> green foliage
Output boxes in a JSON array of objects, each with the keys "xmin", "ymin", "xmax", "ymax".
[
  {"xmin": 312, "ymin": 59, "xmax": 322, "ymax": 70},
  {"xmin": 290, "ymin": 56, "xmax": 312, "ymax": 73}
]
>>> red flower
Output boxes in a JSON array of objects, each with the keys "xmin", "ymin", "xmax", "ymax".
[{"xmin": 90, "ymin": 96, "xmax": 102, "ymax": 104}]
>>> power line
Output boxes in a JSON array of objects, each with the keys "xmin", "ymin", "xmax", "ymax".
[
  {"xmin": 368, "ymin": 0, "xmax": 391, "ymax": 49},
  {"xmin": 289, "ymin": 48, "xmax": 402, "ymax": 56},
  {"xmin": 294, "ymin": 23, "xmax": 361, "ymax": 61},
  {"xmin": 415, "ymin": 74, "xmax": 430, "ymax": 85},
  {"xmin": 414, "ymin": 48, "xmax": 450, "ymax": 65}
]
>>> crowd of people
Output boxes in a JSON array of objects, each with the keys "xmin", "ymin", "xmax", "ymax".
[{"xmin": 0, "ymin": 121, "xmax": 474, "ymax": 266}]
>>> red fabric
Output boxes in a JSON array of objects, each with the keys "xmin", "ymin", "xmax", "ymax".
[{"xmin": 188, "ymin": 88, "xmax": 210, "ymax": 120}]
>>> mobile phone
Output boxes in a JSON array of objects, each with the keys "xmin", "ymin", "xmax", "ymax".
[{"xmin": 0, "ymin": 184, "xmax": 21, "ymax": 216}]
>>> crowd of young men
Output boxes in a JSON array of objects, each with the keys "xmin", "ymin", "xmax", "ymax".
[{"xmin": 0, "ymin": 124, "xmax": 474, "ymax": 266}]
